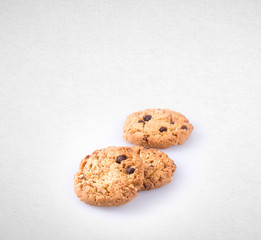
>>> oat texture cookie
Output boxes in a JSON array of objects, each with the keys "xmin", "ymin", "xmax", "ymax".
[
  {"xmin": 123, "ymin": 109, "xmax": 193, "ymax": 149},
  {"xmin": 133, "ymin": 147, "xmax": 176, "ymax": 191},
  {"xmin": 74, "ymin": 147, "xmax": 144, "ymax": 207}
]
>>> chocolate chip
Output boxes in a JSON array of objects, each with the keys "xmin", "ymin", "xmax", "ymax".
[
  {"xmin": 150, "ymin": 165, "xmax": 154, "ymax": 167},
  {"xmin": 143, "ymin": 115, "xmax": 152, "ymax": 121},
  {"xmin": 143, "ymin": 134, "xmax": 149, "ymax": 143},
  {"xmin": 170, "ymin": 120, "xmax": 174, "ymax": 125},
  {"xmin": 159, "ymin": 127, "xmax": 167, "ymax": 132},
  {"xmin": 116, "ymin": 155, "xmax": 127, "ymax": 164},
  {"xmin": 138, "ymin": 120, "xmax": 144, "ymax": 123},
  {"xmin": 181, "ymin": 126, "xmax": 187, "ymax": 130},
  {"xmin": 126, "ymin": 167, "xmax": 135, "ymax": 174}
]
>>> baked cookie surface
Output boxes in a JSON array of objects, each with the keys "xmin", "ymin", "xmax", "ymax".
[
  {"xmin": 123, "ymin": 109, "xmax": 193, "ymax": 149},
  {"xmin": 133, "ymin": 147, "xmax": 176, "ymax": 191},
  {"xmin": 74, "ymin": 146, "xmax": 144, "ymax": 207}
]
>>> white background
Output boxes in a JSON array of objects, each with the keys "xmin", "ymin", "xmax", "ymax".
[{"xmin": 1, "ymin": 0, "xmax": 261, "ymax": 239}]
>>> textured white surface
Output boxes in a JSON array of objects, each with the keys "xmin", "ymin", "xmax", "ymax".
[{"xmin": 1, "ymin": 0, "xmax": 261, "ymax": 239}]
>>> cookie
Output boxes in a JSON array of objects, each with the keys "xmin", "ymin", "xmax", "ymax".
[
  {"xmin": 74, "ymin": 146, "xmax": 144, "ymax": 207},
  {"xmin": 133, "ymin": 146, "xmax": 176, "ymax": 191},
  {"xmin": 123, "ymin": 109, "xmax": 193, "ymax": 149}
]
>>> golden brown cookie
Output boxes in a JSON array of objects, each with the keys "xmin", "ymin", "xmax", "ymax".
[
  {"xmin": 123, "ymin": 109, "xmax": 193, "ymax": 149},
  {"xmin": 133, "ymin": 146, "xmax": 176, "ymax": 191},
  {"xmin": 74, "ymin": 147, "xmax": 144, "ymax": 207}
]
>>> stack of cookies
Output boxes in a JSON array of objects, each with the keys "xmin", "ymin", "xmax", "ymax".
[{"xmin": 74, "ymin": 109, "xmax": 193, "ymax": 207}]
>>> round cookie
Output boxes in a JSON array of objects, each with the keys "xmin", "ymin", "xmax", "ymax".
[
  {"xmin": 123, "ymin": 109, "xmax": 193, "ymax": 149},
  {"xmin": 74, "ymin": 146, "xmax": 144, "ymax": 207},
  {"xmin": 133, "ymin": 146, "xmax": 176, "ymax": 191}
]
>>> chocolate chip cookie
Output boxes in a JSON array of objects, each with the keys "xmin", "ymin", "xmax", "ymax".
[
  {"xmin": 74, "ymin": 147, "xmax": 144, "ymax": 207},
  {"xmin": 123, "ymin": 109, "xmax": 193, "ymax": 149},
  {"xmin": 133, "ymin": 146, "xmax": 176, "ymax": 191}
]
